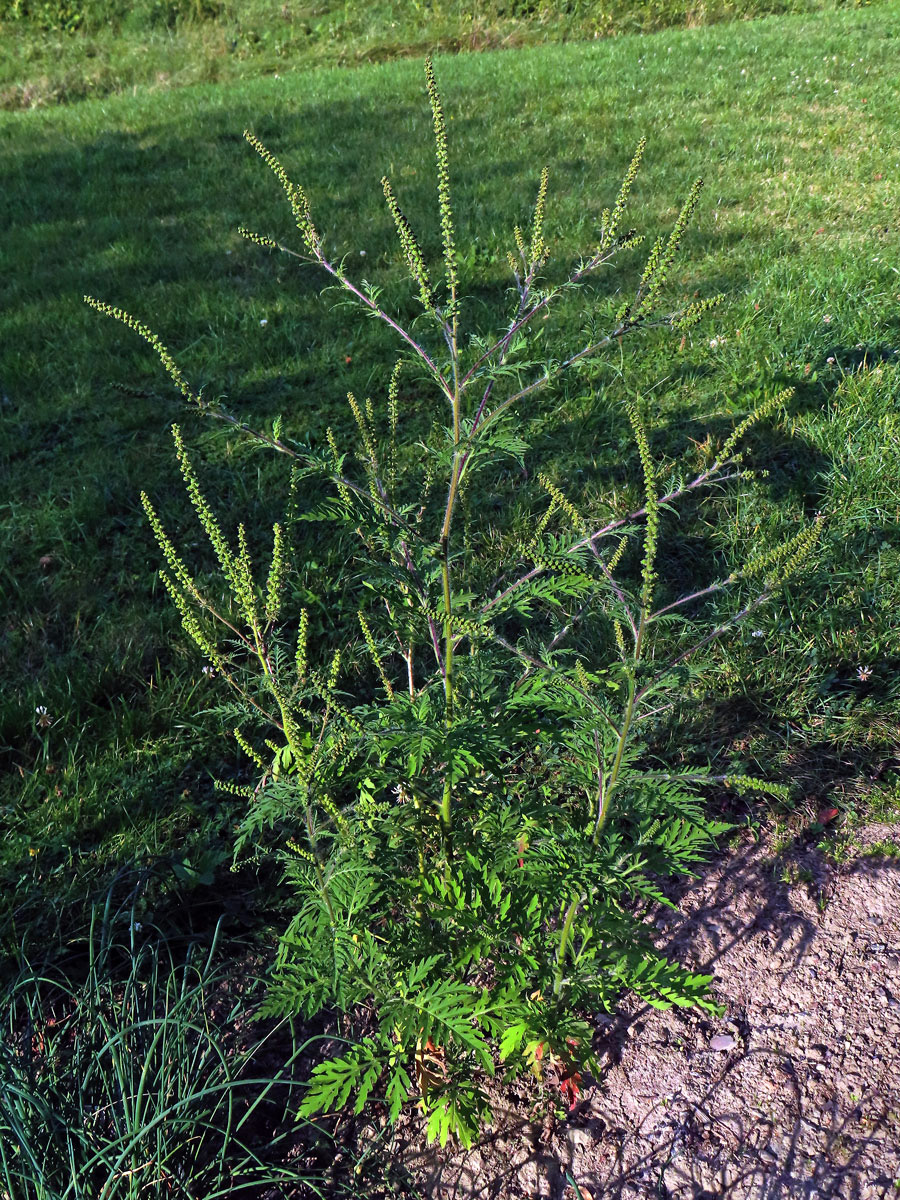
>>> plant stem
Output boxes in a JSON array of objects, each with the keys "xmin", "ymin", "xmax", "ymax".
[
  {"xmin": 554, "ymin": 611, "xmax": 646, "ymax": 1000},
  {"xmin": 439, "ymin": 527, "xmax": 454, "ymax": 854},
  {"xmin": 438, "ymin": 333, "xmax": 463, "ymax": 855},
  {"xmin": 552, "ymin": 897, "xmax": 579, "ymax": 999},
  {"xmin": 279, "ymin": 243, "xmax": 453, "ymax": 398},
  {"xmin": 481, "ymin": 467, "xmax": 744, "ymax": 618}
]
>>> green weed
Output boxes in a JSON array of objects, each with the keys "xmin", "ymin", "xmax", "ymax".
[
  {"xmin": 0, "ymin": 888, "xmax": 333, "ymax": 1198},
  {"xmin": 2, "ymin": 2, "xmax": 898, "ymax": 981},
  {"xmin": 86, "ymin": 56, "xmax": 832, "ymax": 1147}
]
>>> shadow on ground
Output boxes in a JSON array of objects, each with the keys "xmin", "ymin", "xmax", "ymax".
[{"xmin": 394, "ymin": 829, "xmax": 900, "ymax": 1199}]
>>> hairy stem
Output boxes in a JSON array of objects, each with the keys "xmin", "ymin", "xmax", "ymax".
[
  {"xmin": 552, "ymin": 897, "xmax": 580, "ymax": 999},
  {"xmin": 438, "ymin": 334, "xmax": 465, "ymax": 855},
  {"xmin": 278, "ymin": 242, "xmax": 453, "ymax": 398}
]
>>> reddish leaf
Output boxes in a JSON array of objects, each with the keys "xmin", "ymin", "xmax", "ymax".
[{"xmin": 559, "ymin": 1072, "xmax": 582, "ymax": 1110}]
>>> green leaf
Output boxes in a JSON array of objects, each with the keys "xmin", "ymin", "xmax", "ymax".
[
  {"xmin": 298, "ymin": 1039, "xmax": 383, "ymax": 1119},
  {"xmin": 498, "ymin": 1021, "xmax": 527, "ymax": 1061},
  {"xmin": 385, "ymin": 1062, "xmax": 412, "ymax": 1123}
]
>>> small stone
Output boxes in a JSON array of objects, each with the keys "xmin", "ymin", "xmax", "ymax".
[
  {"xmin": 710, "ymin": 1033, "xmax": 736, "ymax": 1052},
  {"xmin": 566, "ymin": 1127, "xmax": 593, "ymax": 1151}
]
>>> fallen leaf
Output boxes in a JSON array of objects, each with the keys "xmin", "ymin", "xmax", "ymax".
[
  {"xmin": 565, "ymin": 1186, "xmax": 594, "ymax": 1200},
  {"xmin": 818, "ymin": 807, "xmax": 839, "ymax": 825},
  {"xmin": 559, "ymin": 1071, "xmax": 582, "ymax": 1110}
]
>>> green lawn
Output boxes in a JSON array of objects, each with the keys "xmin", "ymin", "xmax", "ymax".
[
  {"xmin": 0, "ymin": 0, "xmax": 870, "ymax": 109},
  {"xmin": 2, "ymin": 3, "xmax": 900, "ymax": 947}
]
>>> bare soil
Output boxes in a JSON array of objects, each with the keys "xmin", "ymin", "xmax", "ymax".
[{"xmin": 395, "ymin": 823, "xmax": 900, "ymax": 1200}]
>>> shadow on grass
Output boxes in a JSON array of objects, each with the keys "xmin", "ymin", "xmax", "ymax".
[{"xmin": 0, "ymin": 82, "xmax": 875, "ymax": 950}]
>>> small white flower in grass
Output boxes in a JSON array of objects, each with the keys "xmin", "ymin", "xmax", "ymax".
[
  {"xmin": 35, "ymin": 705, "xmax": 52, "ymax": 728},
  {"xmin": 202, "ymin": 665, "xmax": 216, "ymax": 678},
  {"xmin": 259, "ymin": 318, "xmax": 268, "ymax": 327},
  {"xmin": 751, "ymin": 630, "xmax": 765, "ymax": 639},
  {"xmin": 827, "ymin": 357, "xmax": 835, "ymax": 364},
  {"xmin": 359, "ymin": 250, "xmax": 366, "ymax": 256},
  {"xmin": 823, "ymin": 314, "xmax": 833, "ymax": 324},
  {"xmin": 857, "ymin": 665, "xmax": 873, "ymax": 682}
]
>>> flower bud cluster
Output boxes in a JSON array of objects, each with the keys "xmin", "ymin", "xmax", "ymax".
[
  {"xmin": 601, "ymin": 136, "xmax": 646, "ymax": 251},
  {"xmin": 530, "ymin": 166, "xmax": 550, "ymax": 265},
  {"xmin": 626, "ymin": 399, "xmax": 659, "ymax": 609},
  {"xmin": 171, "ymin": 425, "xmax": 242, "ymax": 609},
  {"xmin": 537, "ymin": 472, "xmax": 587, "ymax": 535},
  {"xmin": 265, "ymin": 523, "xmax": 287, "ymax": 623},
  {"xmin": 425, "ymin": 55, "xmax": 458, "ymax": 315},
  {"xmin": 233, "ymin": 726, "xmax": 266, "ymax": 770},
  {"xmin": 719, "ymin": 387, "xmax": 792, "ymax": 463},
  {"xmin": 358, "ymin": 611, "xmax": 395, "ymax": 699},
  {"xmin": 83, "ymin": 296, "xmax": 201, "ymax": 406},
  {"xmin": 242, "ymin": 130, "xmax": 319, "ymax": 253},
  {"xmin": 382, "ymin": 176, "xmax": 434, "ymax": 311},
  {"xmin": 737, "ymin": 517, "xmax": 824, "ymax": 588}
]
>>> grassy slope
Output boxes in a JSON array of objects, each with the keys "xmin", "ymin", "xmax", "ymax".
[
  {"xmin": 2, "ymin": 4, "xmax": 899, "ymax": 939},
  {"xmin": 0, "ymin": 0, "xmax": 870, "ymax": 109}
]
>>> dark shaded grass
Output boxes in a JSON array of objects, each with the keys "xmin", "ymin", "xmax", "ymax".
[{"xmin": 2, "ymin": 9, "xmax": 899, "ymax": 949}]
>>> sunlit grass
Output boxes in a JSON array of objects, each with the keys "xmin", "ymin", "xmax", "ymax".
[
  {"xmin": 0, "ymin": 0, "xmax": 873, "ymax": 109},
  {"xmin": 2, "ymin": 3, "xmax": 899, "ymax": 938}
]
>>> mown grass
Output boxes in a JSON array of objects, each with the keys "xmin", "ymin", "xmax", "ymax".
[
  {"xmin": 2, "ymin": 4, "xmax": 900, "ymax": 957},
  {"xmin": 0, "ymin": 0, "xmax": 879, "ymax": 110}
]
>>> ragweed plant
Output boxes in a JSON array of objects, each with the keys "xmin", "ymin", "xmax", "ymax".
[{"xmin": 86, "ymin": 57, "xmax": 822, "ymax": 1147}]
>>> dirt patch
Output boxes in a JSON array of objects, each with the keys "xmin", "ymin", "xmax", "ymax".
[{"xmin": 399, "ymin": 824, "xmax": 900, "ymax": 1200}]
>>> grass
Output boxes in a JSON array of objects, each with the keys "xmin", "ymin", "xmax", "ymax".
[
  {"xmin": 0, "ymin": 889, "xmax": 344, "ymax": 1198},
  {"xmin": 0, "ymin": 0, "xmax": 874, "ymax": 110},
  {"xmin": 2, "ymin": 2, "xmax": 899, "ymax": 973}
]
